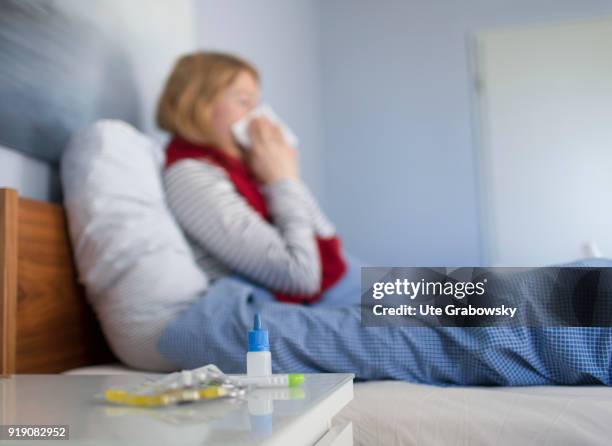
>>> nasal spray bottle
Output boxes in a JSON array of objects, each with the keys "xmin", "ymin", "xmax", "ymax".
[{"xmin": 247, "ymin": 313, "xmax": 272, "ymax": 376}]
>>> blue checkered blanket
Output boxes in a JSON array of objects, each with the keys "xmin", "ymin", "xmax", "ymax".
[{"xmin": 158, "ymin": 258, "xmax": 612, "ymax": 385}]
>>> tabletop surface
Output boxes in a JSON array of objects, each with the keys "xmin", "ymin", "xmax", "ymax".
[{"xmin": 0, "ymin": 373, "xmax": 354, "ymax": 446}]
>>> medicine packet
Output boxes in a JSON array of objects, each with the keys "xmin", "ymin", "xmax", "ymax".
[{"xmin": 101, "ymin": 364, "xmax": 247, "ymax": 407}]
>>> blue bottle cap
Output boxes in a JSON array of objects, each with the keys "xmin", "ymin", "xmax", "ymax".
[{"xmin": 248, "ymin": 313, "xmax": 270, "ymax": 352}]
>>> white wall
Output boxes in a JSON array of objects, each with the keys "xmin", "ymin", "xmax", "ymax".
[
  {"xmin": 0, "ymin": 145, "xmax": 60, "ymax": 201},
  {"xmin": 100, "ymin": 0, "xmax": 197, "ymax": 145},
  {"xmin": 192, "ymin": 0, "xmax": 324, "ymax": 196},
  {"xmin": 0, "ymin": 0, "xmax": 196, "ymax": 201},
  {"xmin": 318, "ymin": 0, "xmax": 612, "ymax": 266}
]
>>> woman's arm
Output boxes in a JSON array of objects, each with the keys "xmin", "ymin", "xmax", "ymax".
[
  {"xmin": 164, "ymin": 159, "xmax": 321, "ymax": 295},
  {"xmin": 297, "ymin": 186, "xmax": 337, "ymax": 238}
]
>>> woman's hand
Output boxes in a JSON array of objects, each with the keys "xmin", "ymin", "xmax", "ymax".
[{"xmin": 245, "ymin": 117, "xmax": 299, "ymax": 184}]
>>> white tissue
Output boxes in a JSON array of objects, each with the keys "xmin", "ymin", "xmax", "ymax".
[{"xmin": 231, "ymin": 103, "xmax": 299, "ymax": 149}]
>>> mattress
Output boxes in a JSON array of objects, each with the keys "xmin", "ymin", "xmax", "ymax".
[
  {"xmin": 65, "ymin": 364, "xmax": 612, "ymax": 445},
  {"xmin": 333, "ymin": 380, "xmax": 612, "ymax": 446}
]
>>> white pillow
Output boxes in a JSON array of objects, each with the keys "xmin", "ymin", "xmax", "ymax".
[{"xmin": 61, "ymin": 120, "xmax": 208, "ymax": 371}]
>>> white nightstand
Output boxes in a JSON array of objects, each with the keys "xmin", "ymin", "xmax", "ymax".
[{"xmin": 0, "ymin": 373, "xmax": 354, "ymax": 445}]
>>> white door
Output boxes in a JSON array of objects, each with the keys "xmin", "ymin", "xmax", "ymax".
[{"xmin": 475, "ymin": 18, "xmax": 612, "ymax": 266}]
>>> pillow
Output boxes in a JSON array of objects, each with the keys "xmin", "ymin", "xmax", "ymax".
[{"xmin": 61, "ymin": 120, "xmax": 208, "ymax": 371}]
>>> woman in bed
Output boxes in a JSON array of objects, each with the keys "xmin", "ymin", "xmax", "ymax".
[
  {"xmin": 155, "ymin": 51, "xmax": 611, "ymax": 386},
  {"xmin": 158, "ymin": 52, "xmax": 359, "ymax": 306}
]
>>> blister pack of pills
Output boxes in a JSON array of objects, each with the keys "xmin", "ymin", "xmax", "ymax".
[{"xmin": 102, "ymin": 364, "xmax": 248, "ymax": 407}]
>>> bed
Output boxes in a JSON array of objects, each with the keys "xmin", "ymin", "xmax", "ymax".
[{"xmin": 1, "ymin": 186, "xmax": 611, "ymax": 445}]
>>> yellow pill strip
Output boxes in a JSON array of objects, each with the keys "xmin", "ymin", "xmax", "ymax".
[{"xmin": 104, "ymin": 386, "xmax": 228, "ymax": 407}]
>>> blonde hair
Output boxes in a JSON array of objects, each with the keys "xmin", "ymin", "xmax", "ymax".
[{"xmin": 157, "ymin": 51, "xmax": 259, "ymax": 143}]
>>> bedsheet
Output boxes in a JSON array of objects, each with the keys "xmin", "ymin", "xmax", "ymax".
[{"xmin": 333, "ymin": 380, "xmax": 612, "ymax": 445}]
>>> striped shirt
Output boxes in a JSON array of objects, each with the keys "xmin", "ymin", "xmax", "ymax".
[{"xmin": 163, "ymin": 158, "xmax": 337, "ymax": 295}]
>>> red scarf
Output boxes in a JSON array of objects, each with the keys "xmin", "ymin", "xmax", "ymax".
[{"xmin": 165, "ymin": 136, "xmax": 347, "ymax": 304}]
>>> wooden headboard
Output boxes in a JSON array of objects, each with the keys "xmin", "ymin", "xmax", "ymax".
[{"xmin": 0, "ymin": 188, "xmax": 115, "ymax": 376}]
